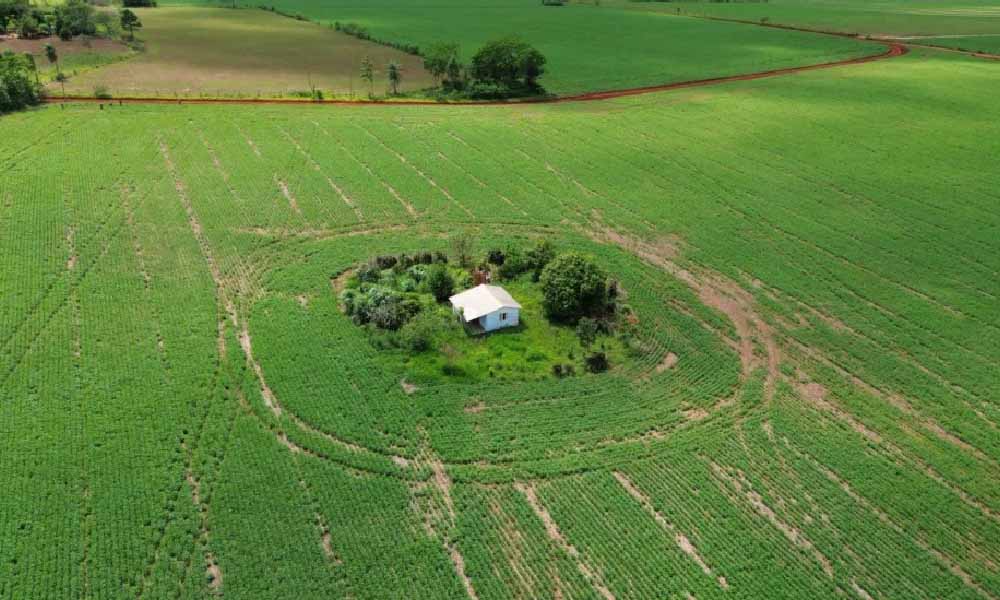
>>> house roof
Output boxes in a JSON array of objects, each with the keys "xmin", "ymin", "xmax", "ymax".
[{"xmin": 449, "ymin": 284, "xmax": 522, "ymax": 321}]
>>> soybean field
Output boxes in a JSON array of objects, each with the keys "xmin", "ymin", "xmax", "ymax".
[{"xmin": 1, "ymin": 44, "xmax": 1000, "ymax": 600}]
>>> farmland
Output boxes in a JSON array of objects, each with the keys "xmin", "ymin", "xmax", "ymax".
[
  {"xmin": 46, "ymin": 6, "xmax": 434, "ymax": 98},
  {"xmin": 182, "ymin": 0, "xmax": 885, "ymax": 95},
  {"xmin": 2, "ymin": 29, "xmax": 1000, "ymax": 598},
  {"xmin": 633, "ymin": 0, "xmax": 1000, "ymax": 54}
]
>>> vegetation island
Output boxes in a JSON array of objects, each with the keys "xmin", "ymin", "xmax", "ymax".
[{"xmin": 338, "ymin": 236, "xmax": 636, "ymax": 384}]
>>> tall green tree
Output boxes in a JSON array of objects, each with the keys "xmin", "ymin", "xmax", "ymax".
[
  {"xmin": 359, "ymin": 55, "xmax": 374, "ymax": 98},
  {"xmin": 0, "ymin": 50, "xmax": 41, "ymax": 114},
  {"xmin": 119, "ymin": 8, "xmax": 141, "ymax": 40},
  {"xmin": 423, "ymin": 42, "xmax": 462, "ymax": 88},
  {"xmin": 22, "ymin": 51, "xmax": 38, "ymax": 86},
  {"xmin": 386, "ymin": 60, "xmax": 401, "ymax": 95},
  {"xmin": 539, "ymin": 252, "xmax": 608, "ymax": 322},
  {"xmin": 43, "ymin": 42, "xmax": 64, "ymax": 95}
]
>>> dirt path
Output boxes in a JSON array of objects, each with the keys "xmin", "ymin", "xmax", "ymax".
[{"xmin": 43, "ymin": 43, "xmax": 904, "ymax": 109}]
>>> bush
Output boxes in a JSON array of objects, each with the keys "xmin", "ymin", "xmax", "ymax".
[
  {"xmin": 585, "ymin": 352, "xmax": 609, "ymax": 373},
  {"xmin": 426, "ymin": 264, "xmax": 455, "ymax": 303},
  {"xmin": 373, "ymin": 255, "xmax": 397, "ymax": 270},
  {"xmin": 399, "ymin": 312, "xmax": 439, "ymax": 352},
  {"xmin": 576, "ymin": 317, "xmax": 598, "ymax": 348},
  {"xmin": 487, "ymin": 249, "xmax": 505, "ymax": 266},
  {"xmin": 357, "ymin": 261, "xmax": 381, "ymax": 283},
  {"xmin": 540, "ymin": 252, "xmax": 608, "ymax": 322},
  {"xmin": 527, "ymin": 240, "xmax": 555, "ymax": 271},
  {"xmin": 93, "ymin": 85, "xmax": 112, "ymax": 99}
]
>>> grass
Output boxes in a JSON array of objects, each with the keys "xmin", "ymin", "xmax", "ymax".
[
  {"xmin": 172, "ymin": 0, "xmax": 885, "ymax": 95},
  {"xmin": 1, "ymin": 30, "xmax": 999, "ymax": 600},
  {"xmin": 56, "ymin": 6, "xmax": 433, "ymax": 97}
]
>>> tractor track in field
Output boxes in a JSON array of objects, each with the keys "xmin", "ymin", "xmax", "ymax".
[{"xmin": 42, "ymin": 43, "xmax": 907, "ymax": 108}]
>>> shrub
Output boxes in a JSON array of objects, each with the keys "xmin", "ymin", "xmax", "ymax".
[
  {"xmin": 93, "ymin": 85, "xmax": 112, "ymax": 99},
  {"xmin": 357, "ymin": 261, "xmax": 381, "ymax": 283},
  {"xmin": 585, "ymin": 352, "xmax": 609, "ymax": 373},
  {"xmin": 399, "ymin": 312, "xmax": 439, "ymax": 352},
  {"xmin": 375, "ymin": 255, "xmax": 397, "ymax": 270},
  {"xmin": 368, "ymin": 295, "xmax": 407, "ymax": 330},
  {"xmin": 576, "ymin": 317, "xmax": 598, "ymax": 348},
  {"xmin": 487, "ymin": 249, "xmax": 505, "ymax": 266},
  {"xmin": 540, "ymin": 252, "xmax": 608, "ymax": 322},
  {"xmin": 427, "ymin": 264, "xmax": 455, "ymax": 303}
]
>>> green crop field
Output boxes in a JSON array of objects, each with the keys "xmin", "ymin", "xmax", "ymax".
[
  {"xmin": 2, "ymin": 32, "xmax": 999, "ymax": 598},
  {"xmin": 630, "ymin": 0, "xmax": 1000, "ymax": 54},
  {"xmin": 172, "ymin": 0, "xmax": 885, "ymax": 95}
]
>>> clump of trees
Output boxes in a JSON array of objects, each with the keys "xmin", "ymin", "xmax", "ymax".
[
  {"xmin": 0, "ymin": 50, "xmax": 41, "ymax": 114},
  {"xmin": 423, "ymin": 36, "xmax": 548, "ymax": 98},
  {"xmin": 342, "ymin": 251, "xmax": 457, "ymax": 332},
  {"xmin": 2, "ymin": 0, "xmax": 140, "ymax": 41}
]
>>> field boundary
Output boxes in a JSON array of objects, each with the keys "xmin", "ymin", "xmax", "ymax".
[{"xmin": 41, "ymin": 43, "xmax": 905, "ymax": 108}]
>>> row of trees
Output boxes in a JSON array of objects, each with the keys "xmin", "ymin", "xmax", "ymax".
[
  {"xmin": 423, "ymin": 36, "xmax": 547, "ymax": 97},
  {"xmin": 358, "ymin": 56, "xmax": 403, "ymax": 97}
]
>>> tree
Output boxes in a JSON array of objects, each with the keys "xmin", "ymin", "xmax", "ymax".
[
  {"xmin": 470, "ymin": 36, "xmax": 546, "ymax": 92},
  {"xmin": 0, "ymin": 50, "xmax": 40, "ymax": 114},
  {"xmin": 43, "ymin": 42, "xmax": 64, "ymax": 94},
  {"xmin": 22, "ymin": 51, "xmax": 38, "ymax": 86},
  {"xmin": 526, "ymin": 239, "xmax": 555, "ymax": 279},
  {"xmin": 386, "ymin": 60, "xmax": 401, "ymax": 95},
  {"xmin": 539, "ymin": 252, "xmax": 608, "ymax": 322},
  {"xmin": 119, "ymin": 8, "xmax": 141, "ymax": 40},
  {"xmin": 359, "ymin": 55, "xmax": 374, "ymax": 98},
  {"xmin": 423, "ymin": 42, "xmax": 462, "ymax": 88},
  {"xmin": 426, "ymin": 264, "xmax": 455, "ymax": 303},
  {"xmin": 54, "ymin": 0, "xmax": 96, "ymax": 39}
]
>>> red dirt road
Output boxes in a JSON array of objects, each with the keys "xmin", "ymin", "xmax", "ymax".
[{"xmin": 44, "ymin": 43, "xmax": 907, "ymax": 108}]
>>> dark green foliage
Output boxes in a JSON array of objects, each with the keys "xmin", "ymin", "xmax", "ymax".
[
  {"xmin": 426, "ymin": 264, "xmax": 454, "ymax": 303},
  {"xmin": 123, "ymin": 0, "xmax": 157, "ymax": 6},
  {"xmin": 0, "ymin": 51, "xmax": 40, "ymax": 114},
  {"xmin": 374, "ymin": 255, "xmax": 397, "ymax": 270},
  {"xmin": 54, "ymin": 0, "xmax": 96, "ymax": 39},
  {"xmin": 119, "ymin": 8, "xmax": 142, "ymax": 39},
  {"xmin": 470, "ymin": 36, "xmax": 546, "ymax": 92},
  {"xmin": 576, "ymin": 317, "xmax": 598, "ymax": 348},
  {"xmin": 584, "ymin": 351, "xmax": 609, "ymax": 373},
  {"xmin": 398, "ymin": 311, "xmax": 439, "ymax": 352},
  {"xmin": 540, "ymin": 252, "xmax": 608, "ymax": 322},
  {"xmin": 357, "ymin": 261, "xmax": 381, "ymax": 283},
  {"xmin": 487, "ymin": 249, "xmax": 505, "ymax": 266},
  {"xmin": 423, "ymin": 41, "xmax": 463, "ymax": 89}
]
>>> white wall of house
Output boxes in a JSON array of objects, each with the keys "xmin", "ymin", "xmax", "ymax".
[{"xmin": 480, "ymin": 308, "xmax": 519, "ymax": 332}]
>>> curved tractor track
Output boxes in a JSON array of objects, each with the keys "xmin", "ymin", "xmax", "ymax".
[{"xmin": 43, "ymin": 43, "xmax": 907, "ymax": 108}]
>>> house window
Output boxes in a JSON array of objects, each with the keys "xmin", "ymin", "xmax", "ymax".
[{"xmin": 500, "ymin": 312, "xmax": 508, "ymax": 321}]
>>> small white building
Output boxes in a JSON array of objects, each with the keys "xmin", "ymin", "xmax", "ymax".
[{"xmin": 449, "ymin": 284, "xmax": 521, "ymax": 333}]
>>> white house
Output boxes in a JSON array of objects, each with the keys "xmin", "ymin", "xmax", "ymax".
[{"xmin": 449, "ymin": 284, "xmax": 521, "ymax": 333}]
